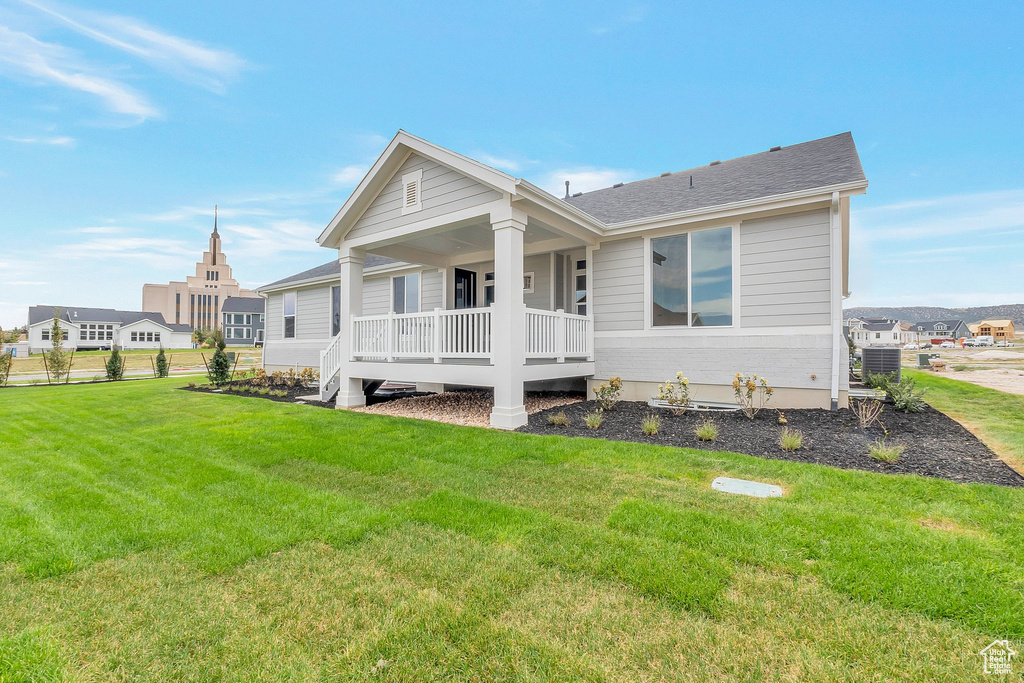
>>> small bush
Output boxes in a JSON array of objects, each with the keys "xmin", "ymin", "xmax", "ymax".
[
  {"xmin": 732, "ymin": 372, "xmax": 773, "ymax": 419},
  {"xmin": 778, "ymin": 427, "xmax": 804, "ymax": 452},
  {"xmin": 187, "ymin": 381, "xmax": 196, "ymax": 388},
  {"xmin": 257, "ymin": 388, "xmax": 270, "ymax": 396},
  {"xmin": 656, "ymin": 372, "xmax": 691, "ymax": 414},
  {"xmin": 868, "ymin": 438, "xmax": 905, "ymax": 462},
  {"xmin": 584, "ymin": 411, "xmax": 603, "ymax": 430},
  {"xmin": 852, "ymin": 398, "xmax": 884, "ymax": 428},
  {"xmin": 888, "ymin": 377, "xmax": 927, "ymax": 413},
  {"xmin": 155, "ymin": 347, "xmax": 169, "ymax": 378},
  {"xmin": 863, "ymin": 371, "xmax": 898, "ymax": 391},
  {"xmin": 592, "ymin": 377, "xmax": 622, "ymax": 412},
  {"xmin": 641, "ymin": 413, "xmax": 661, "ymax": 436},
  {"xmin": 547, "ymin": 411, "xmax": 569, "ymax": 427},
  {"xmin": 694, "ymin": 417, "xmax": 719, "ymax": 442}
]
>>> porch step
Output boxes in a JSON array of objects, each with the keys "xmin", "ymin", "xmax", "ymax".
[{"xmin": 319, "ymin": 375, "xmax": 386, "ymax": 403}]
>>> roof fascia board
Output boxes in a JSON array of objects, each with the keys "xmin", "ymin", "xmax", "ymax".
[
  {"xmin": 256, "ymin": 261, "xmax": 414, "ymax": 294},
  {"xmin": 119, "ymin": 319, "xmax": 172, "ymax": 331}
]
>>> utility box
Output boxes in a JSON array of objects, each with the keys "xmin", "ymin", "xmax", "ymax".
[
  {"xmin": 917, "ymin": 352, "xmax": 940, "ymax": 369},
  {"xmin": 862, "ymin": 347, "xmax": 901, "ymax": 382}
]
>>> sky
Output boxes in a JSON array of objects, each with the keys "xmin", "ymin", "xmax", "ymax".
[{"xmin": 0, "ymin": 0, "xmax": 1022, "ymax": 328}]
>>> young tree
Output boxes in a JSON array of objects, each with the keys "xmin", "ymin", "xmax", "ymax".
[
  {"xmin": 155, "ymin": 346, "xmax": 169, "ymax": 378},
  {"xmin": 105, "ymin": 345, "xmax": 124, "ymax": 380},
  {"xmin": 45, "ymin": 309, "xmax": 70, "ymax": 384},
  {"xmin": 0, "ymin": 327, "xmax": 12, "ymax": 387},
  {"xmin": 208, "ymin": 336, "xmax": 231, "ymax": 384}
]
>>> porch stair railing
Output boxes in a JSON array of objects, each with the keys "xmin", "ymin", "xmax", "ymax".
[{"xmin": 319, "ymin": 331, "xmax": 345, "ymax": 401}]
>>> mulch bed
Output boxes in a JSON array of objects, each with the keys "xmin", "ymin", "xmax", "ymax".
[
  {"xmin": 182, "ymin": 383, "xmax": 335, "ymax": 408},
  {"xmin": 521, "ymin": 400, "xmax": 1024, "ymax": 488}
]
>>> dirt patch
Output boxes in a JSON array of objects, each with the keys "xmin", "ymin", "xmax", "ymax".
[
  {"xmin": 942, "ymin": 368, "xmax": 1024, "ymax": 396},
  {"xmin": 520, "ymin": 400, "xmax": 1024, "ymax": 488},
  {"xmin": 917, "ymin": 517, "xmax": 986, "ymax": 538},
  {"xmin": 352, "ymin": 389, "xmax": 582, "ymax": 427}
]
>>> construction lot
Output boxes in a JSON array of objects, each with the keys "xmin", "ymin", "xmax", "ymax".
[{"xmin": 905, "ymin": 343, "xmax": 1024, "ymax": 395}]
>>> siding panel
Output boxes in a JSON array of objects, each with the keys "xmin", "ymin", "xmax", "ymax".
[
  {"xmin": 593, "ymin": 237, "xmax": 644, "ymax": 332},
  {"xmin": 363, "ymin": 276, "xmax": 391, "ymax": 315},
  {"xmin": 296, "ymin": 286, "xmax": 330, "ymax": 339},
  {"xmin": 266, "ymin": 293, "xmax": 283, "ymax": 340},
  {"xmin": 422, "ymin": 269, "xmax": 444, "ymax": 310}
]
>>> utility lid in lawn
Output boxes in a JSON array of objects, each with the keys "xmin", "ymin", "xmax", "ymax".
[{"xmin": 711, "ymin": 476, "xmax": 783, "ymax": 498}]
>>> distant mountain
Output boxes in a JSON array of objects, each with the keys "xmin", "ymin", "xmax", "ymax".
[{"xmin": 843, "ymin": 304, "xmax": 1024, "ymax": 328}]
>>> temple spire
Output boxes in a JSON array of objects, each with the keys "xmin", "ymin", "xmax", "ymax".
[
  {"xmin": 213, "ymin": 204, "xmax": 219, "ymax": 237},
  {"xmin": 210, "ymin": 205, "xmax": 220, "ymax": 265}
]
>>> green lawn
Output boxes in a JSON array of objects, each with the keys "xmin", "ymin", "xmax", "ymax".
[{"xmin": 1, "ymin": 379, "xmax": 1022, "ymax": 680}]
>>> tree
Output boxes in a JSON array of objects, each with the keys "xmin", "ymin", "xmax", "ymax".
[
  {"xmin": 45, "ymin": 309, "xmax": 70, "ymax": 384},
  {"xmin": 2, "ymin": 327, "xmax": 21, "ymax": 344},
  {"xmin": 105, "ymin": 345, "xmax": 124, "ymax": 380},
  {"xmin": 155, "ymin": 346, "xmax": 169, "ymax": 378},
  {"xmin": 0, "ymin": 327, "xmax": 11, "ymax": 387},
  {"xmin": 208, "ymin": 336, "xmax": 231, "ymax": 384}
]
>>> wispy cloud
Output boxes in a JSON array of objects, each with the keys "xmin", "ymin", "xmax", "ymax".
[
  {"xmin": 473, "ymin": 152, "xmax": 521, "ymax": 173},
  {"xmin": 5, "ymin": 134, "xmax": 75, "ymax": 145},
  {"xmin": 854, "ymin": 189, "xmax": 1024, "ymax": 241},
  {"xmin": 590, "ymin": 3, "xmax": 648, "ymax": 36},
  {"xmin": 219, "ymin": 219, "xmax": 322, "ymax": 259},
  {"xmin": 0, "ymin": 25, "xmax": 158, "ymax": 120},
  {"xmin": 18, "ymin": 0, "xmax": 248, "ymax": 92},
  {"xmin": 332, "ymin": 164, "xmax": 368, "ymax": 187},
  {"xmin": 537, "ymin": 166, "xmax": 642, "ymax": 196}
]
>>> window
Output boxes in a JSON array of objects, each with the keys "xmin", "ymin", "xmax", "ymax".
[
  {"xmin": 392, "ymin": 273, "xmax": 420, "ymax": 314},
  {"xmin": 875, "ymin": 333, "xmax": 881, "ymax": 339},
  {"xmin": 154, "ymin": 333, "xmax": 160, "ymax": 343},
  {"xmin": 651, "ymin": 227, "xmax": 733, "ymax": 327},
  {"xmin": 400, "ymin": 169, "xmax": 423, "ymax": 215},
  {"xmin": 260, "ymin": 314, "xmax": 265, "ymax": 323},
  {"xmin": 331, "ymin": 285, "xmax": 341, "ymax": 336},
  {"xmin": 131, "ymin": 332, "xmax": 138, "ymax": 342},
  {"xmin": 483, "ymin": 272, "xmax": 495, "ymax": 307},
  {"xmin": 574, "ymin": 260, "xmax": 587, "ymax": 316},
  {"xmin": 523, "ymin": 272, "xmax": 535, "ymax": 294},
  {"xmin": 42, "ymin": 328, "xmax": 50, "ymax": 341},
  {"xmin": 284, "ymin": 292, "xmax": 296, "ymax": 338}
]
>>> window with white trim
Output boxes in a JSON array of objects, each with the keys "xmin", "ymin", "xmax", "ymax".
[
  {"xmin": 283, "ymin": 292, "xmax": 296, "ymax": 338},
  {"xmin": 400, "ymin": 169, "xmax": 422, "ymax": 215},
  {"xmin": 42, "ymin": 328, "xmax": 51, "ymax": 341},
  {"xmin": 392, "ymin": 273, "xmax": 420, "ymax": 314},
  {"xmin": 651, "ymin": 227, "xmax": 733, "ymax": 327}
]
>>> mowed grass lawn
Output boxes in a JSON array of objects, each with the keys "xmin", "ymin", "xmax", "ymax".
[{"xmin": 1, "ymin": 379, "xmax": 1023, "ymax": 680}]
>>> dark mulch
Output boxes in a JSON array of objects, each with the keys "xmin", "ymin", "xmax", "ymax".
[
  {"xmin": 180, "ymin": 382, "xmax": 428, "ymax": 409},
  {"xmin": 521, "ymin": 400, "xmax": 1024, "ymax": 488}
]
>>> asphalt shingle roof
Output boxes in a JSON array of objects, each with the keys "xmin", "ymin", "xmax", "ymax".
[
  {"xmin": 562, "ymin": 132, "xmax": 865, "ymax": 224},
  {"xmin": 27, "ymin": 305, "xmax": 188, "ymax": 331},
  {"xmin": 220, "ymin": 296, "xmax": 266, "ymax": 314},
  {"xmin": 913, "ymin": 319, "xmax": 967, "ymax": 332},
  {"xmin": 260, "ymin": 254, "xmax": 396, "ymax": 290}
]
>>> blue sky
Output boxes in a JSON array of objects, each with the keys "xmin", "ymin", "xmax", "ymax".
[{"xmin": 1, "ymin": 0, "xmax": 1022, "ymax": 328}]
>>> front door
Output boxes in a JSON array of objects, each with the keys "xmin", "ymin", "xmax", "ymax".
[{"xmin": 454, "ymin": 268, "xmax": 477, "ymax": 309}]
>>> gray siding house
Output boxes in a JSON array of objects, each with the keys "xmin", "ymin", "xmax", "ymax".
[
  {"xmin": 259, "ymin": 130, "xmax": 866, "ymax": 428},
  {"xmin": 220, "ymin": 296, "xmax": 267, "ymax": 347}
]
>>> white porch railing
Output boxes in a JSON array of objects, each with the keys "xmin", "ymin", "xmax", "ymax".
[
  {"xmin": 525, "ymin": 309, "xmax": 592, "ymax": 361},
  {"xmin": 319, "ymin": 331, "xmax": 346, "ymax": 401},
  {"xmin": 347, "ymin": 306, "xmax": 591, "ymax": 364}
]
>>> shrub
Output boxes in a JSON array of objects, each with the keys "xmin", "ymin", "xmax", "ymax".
[
  {"xmin": 732, "ymin": 372, "xmax": 773, "ymax": 419},
  {"xmin": 547, "ymin": 411, "xmax": 569, "ymax": 427},
  {"xmin": 105, "ymin": 347, "xmax": 124, "ymax": 381},
  {"xmin": 155, "ymin": 347, "xmax": 169, "ymax": 378},
  {"xmin": 694, "ymin": 417, "xmax": 719, "ymax": 442},
  {"xmin": 208, "ymin": 338, "xmax": 231, "ymax": 385},
  {"xmin": 868, "ymin": 438, "xmax": 905, "ymax": 462},
  {"xmin": 778, "ymin": 427, "xmax": 804, "ymax": 452},
  {"xmin": 298, "ymin": 367, "xmax": 319, "ymax": 388},
  {"xmin": 592, "ymin": 376, "xmax": 622, "ymax": 412},
  {"xmin": 584, "ymin": 411, "xmax": 603, "ymax": 430},
  {"xmin": 656, "ymin": 372, "xmax": 691, "ymax": 414},
  {"xmin": 248, "ymin": 368, "xmax": 270, "ymax": 387},
  {"xmin": 257, "ymin": 387, "xmax": 270, "ymax": 396},
  {"xmin": 851, "ymin": 398, "xmax": 884, "ymax": 428},
  {"xmin": 187, "ymin": 381, "xmax": 196, "ymax": 388},
  {"xmin": 45, "ymin": 309, "xmax": 70, "ymax": 384},
  {"xmin": 0, "ymin": 328, "xmax": 11, "ymax": 386},
  {"xmin": 640, "ymin": 413, "xmax": 661, "ymax": 436},
  {"xmin": 863, "ymin": 371, "xmax": 898, "ymax": 391},
  {"xmin": 888, "ymin": 377, "xmax": 927, "ymax": 413}
]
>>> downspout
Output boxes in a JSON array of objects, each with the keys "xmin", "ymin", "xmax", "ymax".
[{"xmin": 829, "ymin": 191, "xmax": 842, "ymax": 411}]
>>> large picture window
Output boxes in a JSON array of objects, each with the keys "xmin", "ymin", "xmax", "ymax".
[
  {"xmin": 392, "ymin": 273, "xmax": 420, "ymax": 314},
  {"xmin": 651, "ymin": 227, "xmax": 733, "ymax": 327},
  {"xmin": 283, "ymin": 292, "xmax": 296, "ymax": 338}
]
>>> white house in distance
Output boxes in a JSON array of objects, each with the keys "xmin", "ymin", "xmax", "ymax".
[
  {"xmin": 850, "ymin": 319, "xmax": 904, "ymax": 348},
  {"xmin": 27, "ymin": 306, "xmax": 193, "ymax": 353},
  {"xmin": 259, "ymin": 130, "xmax": 867, "ymax": 428}
]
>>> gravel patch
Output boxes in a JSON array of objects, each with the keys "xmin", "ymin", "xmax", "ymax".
[
  {"xmin": 352, "ymin": 389, "xmax": 582, "ymax": 427},
  {"xmin": 521, "ymin": 400, "xmax": 1024, "ymax": 488}
]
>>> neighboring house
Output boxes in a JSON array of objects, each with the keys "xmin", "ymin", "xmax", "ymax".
[
  {"xmin": 143, "ymin": 208, "xmax": 258, "ymax": 331},
  {"xmin": 851, "ymin": 321, "xmax": 902, "ymax": 348},
  {"xmin": 26, "ymin": 306, "xmax": 192, "ymax": 353},
  {"xmin": 911, "ymin": 319, "xmax": 972, "ymax": 342},
  {"xmin": 970, "ymin": 319, "xmax": 1016, "ymax": 340},
  {"xmin": 258, "ymin": 130, "xmax": 867, "ymax": 428},
  {"xmin": 221, "ymin": 296, "xmax": 267, "ymax": 346}
]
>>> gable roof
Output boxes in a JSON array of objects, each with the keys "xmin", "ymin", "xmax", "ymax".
[
  {"xmin": 258, "ymin": 254, "xmax": 397, "ymax": 291},
  {"xmin": 863, "ymin": 322, "xmax": 900, "ymax": 332},
  {"xmin": 977, "ymin": 319, "xmax": 1013, "ymax": 327},
  {"xmin": 221, "ymin": 296, "xmax": 266, "ymax": 314},
  {"xmin": 563, "ymin": 133, "xmax": 865, "ymax": 224},
  {"xmin": 27, "ymin": 305, "xmax": 186, "ymax": 331},
  {"xmin": 913, "ymin": 319, "xmax": 966, "ymax": 332}
]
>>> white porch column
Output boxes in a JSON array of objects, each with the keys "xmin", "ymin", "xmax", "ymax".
[
  {"xmin": 336, "ymin": 246, "xmax": 366, "ymax": 408},
  {"xmin": 489, "ymin": 208, "xmax": 528, "ymax": 429}
]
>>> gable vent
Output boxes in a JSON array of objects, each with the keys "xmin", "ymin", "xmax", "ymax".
[{"xmin": 400, "ymin": 169, "xmax": 423, "ymax": 215}]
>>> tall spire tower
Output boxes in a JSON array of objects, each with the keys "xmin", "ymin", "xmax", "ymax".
[{"xmin": 210, "ymin": 204, "xmax": 220, "ymax": 265}]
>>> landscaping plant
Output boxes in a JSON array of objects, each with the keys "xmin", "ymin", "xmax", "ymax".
[
  {"xmin": 44, "ymin": 309, "xmax": 71, "ymax": 384},
  {"xmin": 732, "ymin": 372, "xmax": 773, "ymax": 419},
  {"xmin": 851, "ymin": 398, "xmax": 884, "ymax": 429},
  {"xmin": 155, "ymin": 347, "xmax": 169, "ymax": 378},
  {"xmin": 887, "ymin": 376, "xmax": 927, "ymax": 413},
  {"xmin": 656, "ymin": 372, "xmax": 691, "ymax": 414},
  {"xmin": 547, "ymin": 411, "xmax": 569, "ymax": 427},
  {"xmin": 640, "ymin": 413, "xmax": 661, "ymax": 436},
  {"xmin": 583, "ymin": 410, "xmax": 603, "ymax": 430},
  {"xmin": 105, "ymin": 346, "xmax": 125, "ymax": 381},
  {"xmin": 592, "ymin": 376, "xmax": 622, "ymax": 411},
  {"xmin": 208, "ymin": 338, "xmax": 232, "ymax": 385},
  {"xmin": 694, "ymin": 416, "xmax": 719, "ymax": 442},
  {"xmin": 0, "ymin": 327, "xmax": 11, "ymax": 387},
  {"xmin": 778, "ymin": 427, "xmax": 804, "ymax": 452},
  {"xmin": 867, "ymin": 438, "xmax": 905, "ymax": 462}
]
